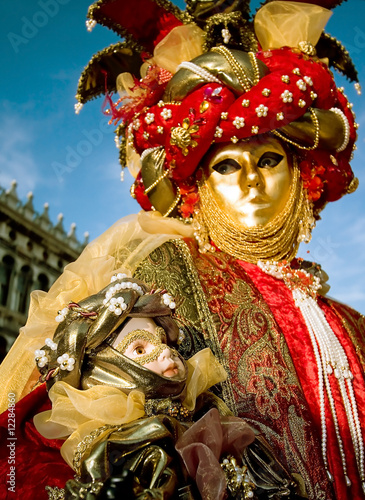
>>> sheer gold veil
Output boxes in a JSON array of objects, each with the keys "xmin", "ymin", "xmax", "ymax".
[{"xmin": 0, "ymin": 212, "xmax": 193, "ymax": 413}]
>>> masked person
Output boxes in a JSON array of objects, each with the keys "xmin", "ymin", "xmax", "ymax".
[{"xmin": 0, "ymin": 1, "xmax": 364, "ymax": 499}]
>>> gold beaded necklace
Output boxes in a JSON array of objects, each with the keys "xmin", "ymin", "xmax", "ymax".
[{"xmin": 196, "ymin": 158, "xmax": 310, "ymax": 263}]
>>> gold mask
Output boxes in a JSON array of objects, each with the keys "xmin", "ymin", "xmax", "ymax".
[
  {"xmin": 196, "ymin": 136, "xmax": 312, "ymax": 263},
  {"xmin": 114, "ymin": 327, "xmax": 186, "ymax": 380},
  {"xmin": 115, "ymin": 327, "xmax": 169, "ymax": 366},
  {"xmin": 203, "ymin": 136, "xmax": 293, "ymax": 227}
]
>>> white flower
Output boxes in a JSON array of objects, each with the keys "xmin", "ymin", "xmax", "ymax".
[
  {"xmin": 86, "ymin": 19, "xmax": 97, "ymax": 32},
  {"xmin": 145, "ymin": 113, "xmax": 155, "ymax": 124},
  {"xmin": 303, "ymin": 76, "xmax": 313, "ymax": 86},
  {"xmin": 310, "ymin": 91, "xmax": 318, "ymax": 101},
  {"xmin": 55, "ymin": 307, "xmax": 68, "ymax": 323},
  {"xmin": 222, "ymin": 28, "xmax": 231, "ymax": 44},
  {"xmin": 34, "ymin": 349, "xmax": 48, "ymax": 368},
  {"xmin": 233, "ymin": 116, "xmax": 245, "ymax": 129},
  {"xmin": 214, "ymin": 127, "xmax": 223, "ymax": 138},
  {"xmin": 296, "ymin": 79, "xmax": 307, "ymax": 91},
  {"xmin": 57, "ymin": 353, "xmax": 76, "ymax": 371},
  {"xmin": 160, "ymin": 108, "xmax": 172, "ymax": 120},
  {"xmin": 162, "ymin": 293, "xmax": 176, "ymax": 309},
  {"xmin": 74, "ymin": 102, "xmax": 83, "ymax": 114},
  {"xmin": 45, "ymin": 338, "xmax": 57, "ymax": 351},
  {"xmin": 281, "ymin": 90, "xmax": 293, "ymax": 103},
  {"xmin": 255, "ymin": 104, "xmax": 268, "ymax": 118},
  {"xmin": 132, "ymin": 119, "xmax": 141, "ymax": 130}
]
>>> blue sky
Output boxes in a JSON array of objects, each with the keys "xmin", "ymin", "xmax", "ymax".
[{"xmin": 1, "ymin": 0, "xmax": 365, "ymax": 313}]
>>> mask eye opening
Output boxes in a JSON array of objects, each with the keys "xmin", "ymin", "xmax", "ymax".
[{"xmin": 212, "ymin": 159, "xmax": 241, "ymax": 175}]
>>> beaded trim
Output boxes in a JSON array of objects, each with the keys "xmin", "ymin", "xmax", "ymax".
[
  {"xmin": 103, "ymin": 274, "xmax": 144, "ymax": 315},
  {"xmin": 144, "ymin": 398, "xmax": 193, "ymax": 421},
  {"xmin": 163, "ymin": 186, "xmax": 181, "ymax": 217},
  {"xmin": 330, "ymin": 107, "xmax": 350, "ymax": 152},
  {"xmin": 171, "ymin": 239, "xmax": 237, "ymax": 415},
  {"xmin": 176, "ymin": 61, "xmax": 221, "ymax": 84},
  {"xmin": 45, "ymin": 486, "xmax": 65, "ymax": 500},
  {"xmin": 212, "ymin": 47, "xmax": 259, "ymax": 93},
  {"xmin": 73, "ymin": 424, "xmax": 118, "ymax": 476},
  {"xmin": 140, "ymin": 145, "xmax": 163, "ymax": 164},
  {"xmin": 258, "ymin": 260, "xmax": 365, "ymax": 491},
  {"xmin": 273, "ymin": 108, "xmax": 320, "ymax": 151},
  {"xmin": 144, "ymin": 169, "xmax": 170, "ymax": 195}
]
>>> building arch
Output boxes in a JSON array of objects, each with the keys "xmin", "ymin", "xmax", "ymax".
[
  {"xmin": 35, "ymin": 272, "xmax": 49, "ymax": 292},
  {"xmin": 16, "ymin": 265, "xmax": 33, "ymax": 314},
  {"xmin": 0, "ymin": 255, "xmax": 15, "ymax": 307}
]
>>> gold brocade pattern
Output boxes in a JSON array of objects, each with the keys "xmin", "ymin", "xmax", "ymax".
[
  {"xmin": 45, "ymin": 486, "xmax": 65, "ymax": 500},
  {"xmin": 134, "ymin": 239, "xmax": 236, "ymax": 414},
  {"xmin": 185, "ymin": 242, "xmax": 334, "ymax": 499},
  {"xmin": 135, "ymin": 238, "xmax": 335, "ymax": 499}
]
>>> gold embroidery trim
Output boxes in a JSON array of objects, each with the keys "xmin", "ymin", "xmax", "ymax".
[{"xmin": 171, "ymin": 238, "xmax": 237, "ymax": 415}]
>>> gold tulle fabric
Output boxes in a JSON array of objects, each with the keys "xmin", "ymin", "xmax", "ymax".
[
  {"xmin": 0, "ymin": 212, "xmax": 193, "ymax": 413},
  {"xmin": 34, "ymin": 384, "xmax": 146, "ymax": 468},
  {"xmin": 183, "ymin": 347, "xmax": 227, "ymax": 411},
  {"xmin": 117, "ymin": 24, "xmax": 205, "ymax": 97},
  {"xmin": 33, "ymin": 348, "xmax": 226, "ymax": 469},
  {"xmin": 140, "ymin": 24, "xmax": 205, "ymax": 77},
  {"xmin": 254, "ymin": 1, "xmax": 332, "ymax": 51}
]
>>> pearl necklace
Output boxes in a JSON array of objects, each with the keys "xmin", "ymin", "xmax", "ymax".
[
  {"xmin": 176, "ymin": 61, "xmax": 221, "ymax": 84},
  {"xmin": 258, "ymin": 260, "xmax": 365, "ymax": 494}
]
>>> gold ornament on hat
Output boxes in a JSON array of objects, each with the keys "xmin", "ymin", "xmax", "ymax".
[
  {"xmin": 170, "ymin": 126, "xmax": 193, "ymax": 150},
  {"xmin": 170, "ymin": 118, "xmax": 200, "ymax": 156},
  {"xmin": 298, "ymin": 41, "xmax": 317, "ymax": 57}
]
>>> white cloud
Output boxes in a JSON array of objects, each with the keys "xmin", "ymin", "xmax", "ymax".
[
  {"xmin": 0, "ymin": 110, "xmax": 40, "ymax": 196},
  {"xmin": 49, "ymin": 69, "xmax": 75, "ymax": 82}
]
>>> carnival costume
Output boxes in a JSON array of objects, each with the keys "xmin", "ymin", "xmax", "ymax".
[{"xmin": 0, "ymin": 0, "xmax": 364, "ymax": 499}]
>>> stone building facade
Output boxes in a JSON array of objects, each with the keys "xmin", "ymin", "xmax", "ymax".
[{"xmin": 0, "ymin": 181, "xmax": 87, "ymax": 361}]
